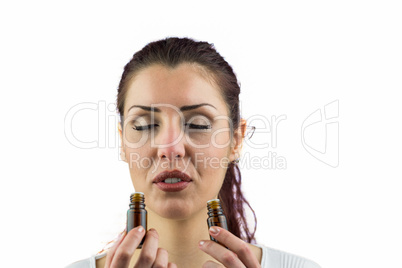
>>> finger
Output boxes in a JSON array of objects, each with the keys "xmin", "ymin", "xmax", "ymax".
[
  {"xmin": 167, "ymin": 263, "xmax": 178, "ymax": 268},
  {"xmin": 209, "ymin": 226, "xmax": 260, "ymax": 267},
  {"xmin": 199, "ymin": 240, "xmax": 245, "ymax": 268},
  {"xmin": 105, "ymin": 231, "xmax": 126, "ymax": 268},
  {"xmin": 134, "ymin": 228, "xmax": 160, "ymax": 267},
  {"xmin": 151, "ymin": 248, "xmax": 168, "ymax": 268},
  {"xmin": 202, "ymin": 260, "xmax": 224, "ymax": 268},
  {"xmin": 110, "ymin": 225, "xmax": 146, "ymax": 268}
]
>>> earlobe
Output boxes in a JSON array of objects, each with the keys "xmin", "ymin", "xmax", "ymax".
[
  {"xmin": 118, "ymin": 121, "xmax": 123, "ymax": 139},
  {"xmin": 240, "ymin": 118, "xmax": 247, "ymax": 139},
  {"xmin": 120, "ymin": 150, "xmax": 127, "ymax": 162},
  {"xmin": 229, "ymin": 118, "xmax": 247, "ymax": 162},
  {"xmin": 234, "ymin": 118, "xmax": 247, "ymax": 150}
]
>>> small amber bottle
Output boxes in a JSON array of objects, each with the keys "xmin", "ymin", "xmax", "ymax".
[
  {"xmin": 207, "ymin": 199, "xmax": 228, "ymax": 244},
  {"xmin": 127, "ymin": 192, "xmax": 147, "ymax": 248}
]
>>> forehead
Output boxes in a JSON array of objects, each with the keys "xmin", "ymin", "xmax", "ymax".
[{"xmin": 124, "ymin": 64, "xmax": 228, "ymax": 115}]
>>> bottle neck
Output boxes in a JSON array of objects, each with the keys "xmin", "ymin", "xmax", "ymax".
[
  {"xmin": 207, "ymin": 199, "xmax": 225, "ymax": 217},
  {"xmin": 129, "ymin": 192, "xmax": 145, "ymax": 209},
  {"xmin": 129, "ymin": 202, "xmax": 145, "ymax": 209},
  {"xmin": 207, "ymin": 207, "xmax": 224, "ymax": 217}
]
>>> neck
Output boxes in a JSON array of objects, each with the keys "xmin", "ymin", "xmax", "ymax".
[{"xmin": 146, "ymin": 208, "xmax": 216, "ymax": 267}]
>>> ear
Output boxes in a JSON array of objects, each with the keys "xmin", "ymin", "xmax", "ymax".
[
  {"xmin": 118, "ymin": 121, "xmax": 128, "ymax": 163},
  {"xmin": 229, "ymin": 118, "xmax": 247, "ymax": 162}
]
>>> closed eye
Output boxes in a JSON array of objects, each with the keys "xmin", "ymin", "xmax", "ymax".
[
  {"xmin": 132, "ymin": 123, "xmax": 211, "ymax": 131},
  {"xmin": 185, "ymin": 123, "xmax": 211, "ymax": 130},
  {"xmin": 132, "ymin": 124, "xmax": 159, "ymax": 131}
]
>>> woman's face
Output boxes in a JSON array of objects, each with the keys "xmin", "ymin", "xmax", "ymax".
[{"xmin": 119, "ymin": 63, "xmax": 241, "ymax": 220}]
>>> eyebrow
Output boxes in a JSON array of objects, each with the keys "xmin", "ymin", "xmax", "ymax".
[{"xmin": 127, "ymin": 103, "xmax": 217, "ymax": 113}]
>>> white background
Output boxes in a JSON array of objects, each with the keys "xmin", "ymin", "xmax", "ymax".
[{"xmin": 1, "ymin": 1, "xmax": 401, "ymax": 267}]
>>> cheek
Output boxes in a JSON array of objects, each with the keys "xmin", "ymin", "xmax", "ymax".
[
  {"xmin": 124, "ymin": 149, "xmax": 144, "ymax": 167},
  {"xmin": 191, "ymin": 133, "xmax": 233, "ymax": 172},
  {"xmin": 186, "ymin": 132, "xmax": 212, "ymax": 147},
  {"xmin": 195, "ymin": 146, "xmax": 231, "ymax": 184},
  {"xmin": 123, "ymin": 145, "xmax": 154, "ymax": 178},
  {"xmin": 210, "ymin": 128, "xmax": 232, "ymax": 150},
  {"xmin": 198, "ymin": 165, "xmax": 227, "ymax": 200}
]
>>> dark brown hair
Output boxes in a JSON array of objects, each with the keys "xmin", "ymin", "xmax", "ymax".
[{"xmin": 116, "ymin": 37, "xmax": 257, "ymax": 243}]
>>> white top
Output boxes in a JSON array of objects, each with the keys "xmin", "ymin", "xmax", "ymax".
[{"xmin": 65, "ymin": 244, "xmax": 321, "ymax": 268}]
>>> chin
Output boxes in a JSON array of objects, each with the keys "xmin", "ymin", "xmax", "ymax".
[{"xmin": 153, "ymin": 200, "xmax": 195, "ymax": 220}]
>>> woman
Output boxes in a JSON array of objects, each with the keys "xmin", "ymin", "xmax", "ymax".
[{"xmin": 67, "ymin": 37, "xmax": 321, "ymax": 268}]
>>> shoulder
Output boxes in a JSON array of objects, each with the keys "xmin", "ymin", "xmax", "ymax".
[
  {"xmin": 65, "ymin": 252, "xmax": 107, "ymax": 268},
  {"xmin": 254, "ymin": 244, "xmax": 321, "ymax": 268}
]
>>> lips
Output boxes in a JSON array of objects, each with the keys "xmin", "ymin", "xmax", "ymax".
[
  {"xmin": 153, "ymin": 170, "xmax": 192, "ymax": 183},
  {"xmin": 153, "ymin": 170, "xmax": 192, "ymax": 192}
]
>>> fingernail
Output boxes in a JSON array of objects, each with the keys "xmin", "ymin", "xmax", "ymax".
[
  {"xmin": 199, "ymin": 240, "xmax": 205, "ymax": 247},
  {"xmin": 209, "ymin": 227, "xmax": 219, "ymax": 235},
  {"xmin": 137, "ymin": 226, "xmax": 144, "ymax": 233},
  {"xmin": 149, "ymin": 228, "xmax": 159, "ymax": 238}
]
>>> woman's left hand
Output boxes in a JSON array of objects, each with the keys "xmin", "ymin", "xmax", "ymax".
[{"xmin": 198, "ymin": 226, "xmax": 261, "ymax": 268}]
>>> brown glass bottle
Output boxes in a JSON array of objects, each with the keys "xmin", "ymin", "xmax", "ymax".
[
  {"xmin": 127, "ymin": 192, "xmax": 147, "ymax": 248},
  {"xmin": 207, "ymin": 199, "xmax": 228, "ymax": 244}
]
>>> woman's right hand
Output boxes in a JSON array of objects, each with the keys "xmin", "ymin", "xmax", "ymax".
[{"xmin": 104, "ymin": 226, "xmax": 177, "ymax": 268}]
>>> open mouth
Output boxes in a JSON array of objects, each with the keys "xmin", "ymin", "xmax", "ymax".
[
  {"xmin": 163, "ymin": 178, "xmax": 183, "ymax": 184},
  {"xmin": 153, "ymin": 170, "xmax": 192, "ymax": 192}
]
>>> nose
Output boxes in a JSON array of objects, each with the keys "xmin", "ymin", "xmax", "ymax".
[{"xmin": 155, "ymin": 126, "xmax": 186, "ymax": 161}]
